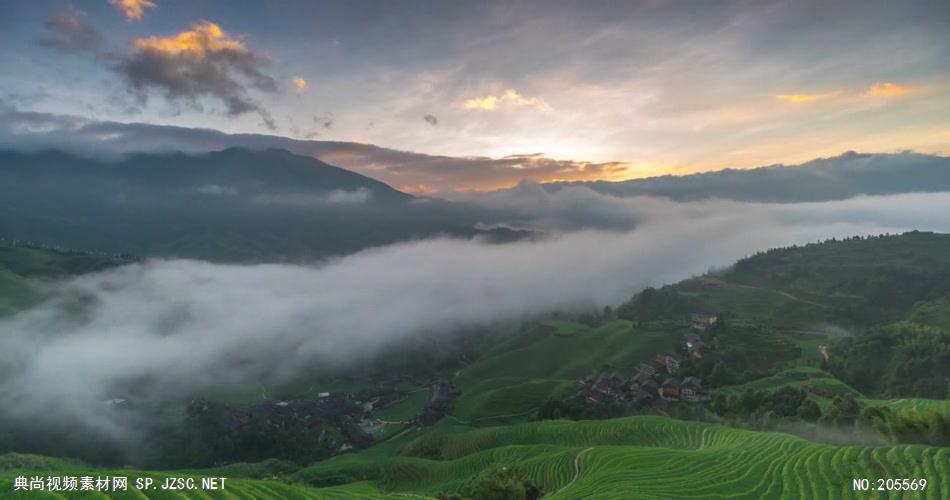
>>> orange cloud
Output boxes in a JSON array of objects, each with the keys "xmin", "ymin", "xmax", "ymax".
[
  {"xmin": 464, "ymin": 89, "xmax": 552, "ymax": 112},
  {"xmin": 131, "ymin": 21, "xmax": 247, "ymax": 57},
  {"xmin": 109, "ymin": 0, "xmax": 157, "ymax": 22},
  {"xmin": 774, "ymin": 93, "xmax": 836, "ymax": 103},
  {"xmin": 866, "ymin": 82, "xmax": 911, "ymax": 97},
  {"xmin": 293, "ymin": 77, "xmax": 307, "ymax": 91}
]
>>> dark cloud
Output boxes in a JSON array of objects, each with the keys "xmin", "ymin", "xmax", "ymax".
[
  {"xmin": 37, "ymin": 7, "xmax": 103, "ymax": 53},
  {"xmin": 35, "ymin": 12, "xmax": 279, "ymax": 130},
  {"xmin": 111, "ymin": 22, "xmax": 277, "ymax": 124},
  {"xmin": 314, "ymin": 112, "xmax": 334, "ymax": 129},
  {"xmin": 423, "ymin": 113, "xmax": 438, "ymax": 126}
]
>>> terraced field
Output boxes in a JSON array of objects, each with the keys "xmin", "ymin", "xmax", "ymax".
[
  {"xmin": 292, "ymin": 416, "xmax": 950, "ymax": 499},
  {"xmin": 0, "ymin": 471, "xmax": 379, "ymax": 499},
  {"xmin": 719, "ymin": 367, "xmax": 861, "ymax": 398},
  {"xmin": 451, "ymin": 319, "xmax": 678, "ymax": 422},
  {"xmin": 457, "ymin": 320, "xmax": 678, "ymax": 382}
]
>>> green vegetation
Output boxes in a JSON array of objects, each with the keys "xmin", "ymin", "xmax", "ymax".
[
  {"xmin": 4, "ymin": 232, "xmax": 950, "ymax": 498},
  {"xmin": 377, "ymin": 388, "xmax": 432, "ymax": 422},
  {"xmin": 290, "ymin": 416, "xmax": 949, "ymax": 499},
  {"xmin": 0, "ymin": 244, "xmax": 134, "ymax": 315},
  {"xmin": 452, "ymin": 319, "xmax": 678, "ymax": 423}
]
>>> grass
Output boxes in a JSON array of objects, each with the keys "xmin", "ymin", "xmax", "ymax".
[
  {"xmin": 451, "ymin": 319, "xmax": 678, "ymax": 423},
  {"xmin": 719, "ymin": 367, "xmax": 861, "ymax": 399},
  {"xmin": 8, "ymin": 415, "xmax": 949, "ymax": 498},
  {"xmin": 452, "ymin": 378, "xmax": 575, "ymax": 423},
  {"xmin": 457, "ymin": 320, "xmax": 678, "ymax": 382},
  {"xmin": 0, "ymin": 244, "xmax": 134, "ymax": 316},
  {"xmin": 0, "ymin": 453, "xmax": 418, "ymax": 499},
  {"xmin": 377, "ymin": 388, "xmax": 431, "ymax": 422},
  {"xmin": 292, "ymin": 415, "xmax": 950, "ymax": 499}
]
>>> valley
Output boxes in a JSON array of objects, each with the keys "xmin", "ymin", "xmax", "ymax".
[{"xmin": 2, "ymin": 232, "xmax": 949, "ymax": 498}]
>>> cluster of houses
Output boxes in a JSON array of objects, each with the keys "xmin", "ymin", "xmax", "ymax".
[
  {"xmin": 575, "ymin": 313, "xmax": 719, "ymax": 407},
  {"xmin": 185, "ymin": 378, "xmax": 458, "ymax": 452}
]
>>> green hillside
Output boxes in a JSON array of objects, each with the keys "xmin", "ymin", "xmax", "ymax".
[
  {"xmin": 2, "ymin": 233, "xmax": 949, "ymax": 498},
  {"xmin": 290, "ymin": 416, "xmax": 948, "ymax": 499},
  {"xmin": 0, "ymin": 244, "xmax": 134, "ymax": 315},
  {"xmin": 5, "ymin": 415, "xmax": 947, "ymax": 498}
]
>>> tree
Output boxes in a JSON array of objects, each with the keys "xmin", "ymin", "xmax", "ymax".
[
  {"xmin": 796, "ymin": 400, "xmax": 821, "ymax": 422},
  {"xmin": 707, "ymin": 363, "xmax": 736, "ymax": 387},
  {"xmin": 462, "ymin": 467, "xmax": 529, "ymax": 500},
  {"xmin": 822, "ymin": 394, "xmax": 861, "ymax": 426}
]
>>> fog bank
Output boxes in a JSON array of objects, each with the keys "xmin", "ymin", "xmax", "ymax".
[{"xmin": 4, "ymin": 191, "xmax": 950, "ymax": 437}]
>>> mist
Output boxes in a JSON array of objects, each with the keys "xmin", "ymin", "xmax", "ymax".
[{"xmin": 5, "ymin": 190, "xmax": 950, "ymax": 441}]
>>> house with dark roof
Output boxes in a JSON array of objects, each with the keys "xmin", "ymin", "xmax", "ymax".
[
  {"xmin": 690, "ymin": 313, "xmax": 719, "ymax": 331},
  {"xmin": 631, "ymin": 389, "xmax": 655, "ymax": 404},
  {"xmin": 608, "ymin": 372, "xmax": 628, "ymax": 389},
  {"xmin": 655, "ymin": 353, "xmax": 682, "ymax": 374},
  {"xmin": 681, "ymin": 377, "xmax": 705, "ymax": 401},
  {"xmin": 659, "ymin": 378, "xmax": 681, "ymax": 400},
  {"xmin": 636, "ymin": 362, "xmax": 656, "ymax": 377}
]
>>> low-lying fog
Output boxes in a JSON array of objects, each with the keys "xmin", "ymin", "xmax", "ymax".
[{"xmin": 4, "ymin": 189, "xmax": 950, "ymax": 438}]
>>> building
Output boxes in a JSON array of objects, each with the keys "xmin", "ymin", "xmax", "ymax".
[
  {"xmin": 690, "ymin": 313, "xmax": 719, "ymax": 331},
  {"xmin": 636, "ymin": 362, "xmax": 656, "ymax": 377},
  {"xmin": 684, "ymin": 333, "xmax": 707, "ymax": 360},
  {"xmin": 659, "ymin": 378, "xmax": 680, "ymax": 400},
  {"xmin": 639, "ymin": 378, "xmax": 659, "ymax": 396},
  {"xmin": 631, "ymin": 389, "xmax": 654, "ymax": 404},
  {"xmin": 655, "ymin": 353, "xmax": 682, "ymax": 374},
  {"xmin": 681, "ymin": 377, "xmax": 705, "ymax": 401},
  {"xmin": 607, "ymin": 372, "xmax": 628, "ymax": 389}
]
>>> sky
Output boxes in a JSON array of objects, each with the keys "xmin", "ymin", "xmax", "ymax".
[{"xmin": 1, "ymin": 0, "xmax": 949, "ymax": 190}]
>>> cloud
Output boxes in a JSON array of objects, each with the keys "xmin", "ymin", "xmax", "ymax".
[
  {"xmin": 866, "ymin": 82, "xmax": 911, "ymax": 97},
  {"xmin": 109, "ymin": 0, "xmax": 157, "ymax": 22},
  {"xmin": 37, "ymin": 7, "xmax": 103, "ymax": 53},
  {"xmin": 423, "ymin": 114, "xmax": 438, "ymax": 126},
  {"xmin": 463, "ymin": 89, "xmax": 552, "ymax": 112},
  {"xmin": 314, "ymin": 112, "xmax": 334, "ymax": 129},
  {"xmin": 775, "ymin": 83, "xmax": 913, "ymax": 104},
  {"xmin": 113, "ymin": 21, "xmax": 277, "ymax": 124},
  {"xmin": 774, "ymin": 93, "xmax": 837, "ymax": 103},
  {"xmin": 0, "ymin": 110, "xmax": 632, "ymax": 192},
  {"xmin": 254, "ymin": 188, "xmax": 373, "ymax": 207},
  {"xmin": 4, "ymin": 191, "xmax": 950, "ymax": 443},
  {"xmin": 293, "ymin": 77, "xmax": 307, "ymax": 92}
]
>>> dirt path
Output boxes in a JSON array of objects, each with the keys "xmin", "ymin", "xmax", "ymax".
[
  {"xmin": 700, "ymin": 276, "xmax": 828, "ymax": 308},
  {"xmin": 446, "ymin": 407, "xmax": 540, "ymax": 425},
  {"xmin": 551, "ymin": 447, "xmax": 594, "ymax": 498}
]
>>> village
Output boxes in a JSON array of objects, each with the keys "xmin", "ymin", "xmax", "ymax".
[
  {"xmin": 575, "ymin": 313, "xmax": 719, "ymax": 409},
  {"xmin": 187, "ymin": 378, "xmax": 457, "ymax": 450}
]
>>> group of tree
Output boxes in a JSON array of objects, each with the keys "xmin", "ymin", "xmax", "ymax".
[
  {"xmin": 436, "ymin": 467, "xmax": 542, "ymax": 500},
  {"xmin": 710, "ymin": 387, "xmax": 822, "ymax": 422},
  {"xmin": 829, "ymin": 323, "xmax": 950, "ymax": 399},
  {"xmin": 537, "ymin": 397, "xmax": 626, "ymax": 421}
]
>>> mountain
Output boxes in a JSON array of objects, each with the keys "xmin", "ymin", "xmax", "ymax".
[
  {"xmin": 550, "ymin": 151, "xmax": 950, "ymax": 202},
  {"xmin": 0, "ymin": 148, "xmax": 506, "ymax": 261}
]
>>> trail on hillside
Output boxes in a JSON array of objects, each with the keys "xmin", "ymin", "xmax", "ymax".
[
  {"xmin": 445, "ymin": 407, "xmax": 539, "ymax": 425},
  {"xmin": 701, "ymin": 276, "xmax": 828, "ymax": 308},
  {"xmin": 551, "ymin": 447, "xmax": 594, "ymax": 498}
]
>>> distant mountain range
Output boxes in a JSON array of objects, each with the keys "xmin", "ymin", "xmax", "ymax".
[
  {"xmin": 0, "ymin": 148, "xmax": 514, "ymax": 261},
  {"xmin": 548, "ymin": 151, "xmax": 950, "ymax": 202},
  {"xmin": 3, "ymin": 147, "xmax": 949, "ymax": 261}
]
